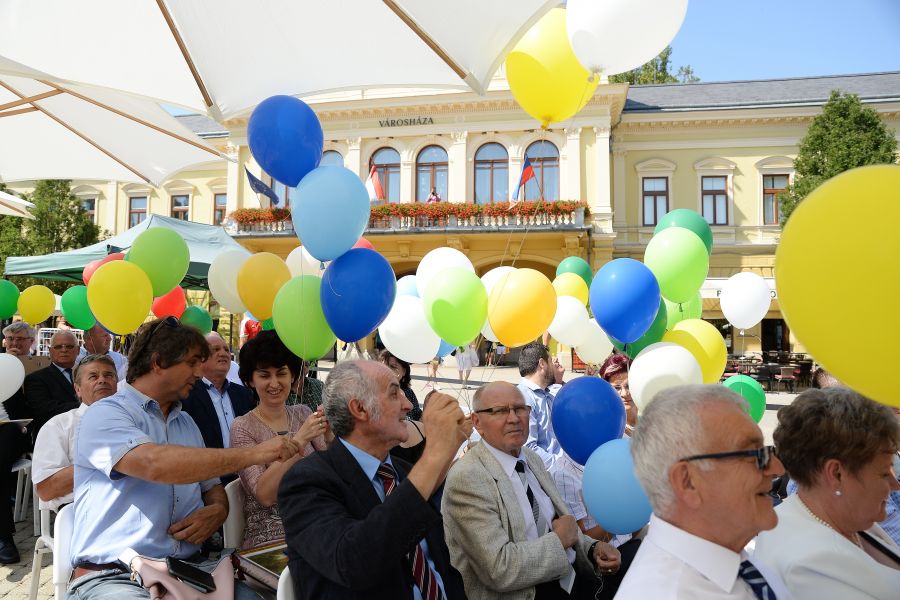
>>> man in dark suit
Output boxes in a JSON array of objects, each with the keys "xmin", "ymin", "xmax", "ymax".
[
  {"xmin": 278, "ymin": 360, "xmax": 470, "ymax": 600},
  {"xmin": 24, "ymin": 330, "xmax": 80, "ymax": 435},
  {"xmin": 182, "ymin": 332, "xmax": 254, "ymax": 476}
]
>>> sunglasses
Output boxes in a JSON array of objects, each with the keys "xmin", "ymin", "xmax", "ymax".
[{"xmin": 681, "ymin": 445, "xmax": 778, "ymax": 471}]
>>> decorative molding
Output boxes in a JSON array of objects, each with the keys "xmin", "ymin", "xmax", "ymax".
[
  {"xmin": 635, "ymin": 158, "xmax": 677, "ymax": 172},
  {"xmin": 754, "ymin": 155, "xmax": 795, "ymax": 170},
  {"xmin": 397, "ymin": 241, "xmax": 411, "ymax": 258},
  {"xmin": 613, "ymin": 137, "xmax": 801, "ymax": 152},
  {"xmin": 694, "ymin": 157, "xmax": 737, "ymax": 171}
]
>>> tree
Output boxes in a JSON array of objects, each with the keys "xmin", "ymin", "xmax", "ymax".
[
  {"xmin": 0, "ymin": 180, "xmax": 100, "ymax": 293},
  {"xmin": 779, "ymin": 91, "xmax": 897, "ymax": 224},
  {"xmin": 609, "ymin": 46, "xmax": 700, "ymax": 85}
]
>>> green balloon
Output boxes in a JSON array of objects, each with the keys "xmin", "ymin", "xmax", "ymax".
[
  {"xmin": 645, "ymin": 227, "xmax": 709, "ymax": 304},
  {"xmin": 655, "ymin": 208, "xmax": 714, "ymax": 254},
  {"xmin": 611, "ymin": 299, "xmax": 667, "ymax": 359},
  {"xmin": 0, "ymin": 280, "xmax": 20, "ymax": 320},
  {"xmin": 272, "ymin": 276, "xmax": 336, "ymax": 361},
  {"xmin": 126, "ymin": 228, "xmax": 190, "ymax": 296},
  {"xmin": 262, "ymin": 318, "xmax": 275, "ymax": 331},
  {"xmin": 556, "ymin": 256, "xmax": 593, "ymax": 289},
  {"xmin": 60, "ymin": 285, "xmax": 96, "ymax": 330},
  {"xmin": 664, "ymin": 293, "xmax": 702, "ymax": 330},
  {"xmin": 723, "ymin": 374, "xmax": 766, "ymax": 423},
  {"xmin": 181, "ymin": 305, "xmax": 213, "ymax": 335},
  {"xmin": 423, "ymin": 267, "xmax": 488, "ymax": 347}
]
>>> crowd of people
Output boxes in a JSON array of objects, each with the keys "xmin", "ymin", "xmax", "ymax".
[{"xmin": 1, "ymin": 318, "xmax": 899, "ymax": 599}]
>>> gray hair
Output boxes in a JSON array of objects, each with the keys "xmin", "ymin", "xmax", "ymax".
[
  {"xmin": 50, "ymin": 329, "xmax": 78, "ymax": 345},
  {"xmin": 74, "ymin": 353, "xmax": 116, "ymax": 384},
  {"xmin": 631, "ymin": 385, "xmax": 748, "ymax": 518},
  {"xmin": 323, "ymin": 361, "xmax": 378, "ymax": 438},
  {"xmin": 3, "ymin": 322, "xmax": 34, "ymax": 337}
]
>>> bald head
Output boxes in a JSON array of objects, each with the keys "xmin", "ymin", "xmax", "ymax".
[
  {"xmin": 473, "ymin": 381, "xmax": 521, "ymax": 411},
  {"xmin": 83, "ymin": 323, "xmax": 112, "ymax": 354},
  {"xmin": 472, "ymin": 381, "xmax": 529, "ymax": 456},
  {"xmin": 202, "ymin": 331, "xmax": 232, "ymax": 385}
]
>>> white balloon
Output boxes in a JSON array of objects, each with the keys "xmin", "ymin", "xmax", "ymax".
[
  {"xmin": 0, "ymin": 354, "xmax": 25, "ymax": 402},
  {"xmin": 566, "ymin": 0, "xmax": 689, "ymax": 76},
  {"xmin": 208, "ymin": 248, "xmax": 251, "ymax": 313},
  {"xmin": 575, "ymin": 321, "xmax": 614, "ymax": 364},
  {"xmin": 378, "ymin": 295, "xmax": 441, "ymax": 364},
  {"xmin": 720, "ymin": 272, "xmax": 771, "ymax": 330},
  {"xmin": 415, "ymin": 247, "xmax": 475, "ymax": 297},
  {"xmin": 396, "ymin": 275, "xmax": 419, "ymax": 297},
  {"xmin": 629, "ymin": 342, "xmax": 703, "ymax": 411},
  {"xmin": 480, "ymin": 266, "xmax": 516, "ymax": 342},
  {"xmin": 548, "ymin": 296, "xmax": 590, "ymax": 347},
  {"xmin": 286, "ymin": 246, "xmax": 327, "ymax": 278}
]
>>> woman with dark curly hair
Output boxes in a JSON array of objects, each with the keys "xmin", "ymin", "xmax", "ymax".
[
  {"xmin": 378, "ymin": 349, "xmax": 422, "ymax": 420},
  {"xmin": 754, "ymin": 387, "xmax": 900, "ymax": 599},
  {"xmin": 599, "ymin": 353, "xmax": 637, "ymax": 429}
]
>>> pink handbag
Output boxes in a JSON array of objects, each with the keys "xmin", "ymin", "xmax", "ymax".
[{"xmin": 121, "ymin": 550, "xmax": 236, "ymax": 600}]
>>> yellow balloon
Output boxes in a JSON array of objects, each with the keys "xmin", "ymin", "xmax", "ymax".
[
  {"xmin": 237, "ymin": 253, "xmax": 291, "ymax": 321},
  {"xmin": 776, "ymin": 164, "xmax": 900, "ymax": 407},
  {"xmin": 87, "ymin": 261, "xmax": 153, "ymax": 334},
  {"xmin": 662, "ymin": 319, "xmax": 727, "ymax": 384},
  {"xmin": 17, "ymin": 285, "xmax": 55, "ymax": 325},
  {"xmin": 488, "ymin": 268, "xmax": 557, "ymax": 348},
  {"xmin": 552, "ymin": 272, "xmax": 589, "ymax": 305},
  {"xmin": 506, "ymin": 8, "xmax": 599, "ymax": 127}
]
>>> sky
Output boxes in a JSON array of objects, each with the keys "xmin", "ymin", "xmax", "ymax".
[{"xmin": 668, "ymin": 0, "xmax": 900, "ymax": 82}]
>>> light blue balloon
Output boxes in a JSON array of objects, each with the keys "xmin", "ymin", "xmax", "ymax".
[
  {"xmin": 292, "ymin": 166, "xmax": 370, "ymax": 261},
  {"xmin": 397, "ymin": 275, "xmax": 419, "ymax": 298},
  {"xmin": 582, "ymin": 438, "xmax": 652, "ymax": 534},
  {"xmin": 437, "ymin": 339, "xmax": 455, "ymax": 358}
]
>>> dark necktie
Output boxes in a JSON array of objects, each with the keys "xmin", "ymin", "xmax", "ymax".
[
  {"xmin": 514, "ymin": 460, "xmax": 543, "ymax": 530},
  {"xmin": 63, "ymin": 368, "xmax": 73, "ymax": 386},
  {"xmin": 738, "ymin": 560, "xmax": 776, "ymax": 600},
  {"xmin": 377, "ymin": 463, "xmax": 443, "ymax": 600}
]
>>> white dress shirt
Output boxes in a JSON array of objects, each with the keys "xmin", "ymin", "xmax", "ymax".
[
  {"xmin": 32, "ymin": 403, "xmax": 88, "ymax": 511},
  {"xmin": 202, "ymin": 377, "xmax": 235, "ymax": 447},
  {"xmin": 616, "ymin": 514, "xmax": 792, "ymax": 599}
]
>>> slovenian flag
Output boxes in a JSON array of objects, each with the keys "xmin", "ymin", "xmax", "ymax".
[
  {"xmin": 511, "ymin": 157, "xmax": 536, "ymax": 206},
  {"xmin": 365, "ymin": 165, "xmax": 385, "ymax": 202}
]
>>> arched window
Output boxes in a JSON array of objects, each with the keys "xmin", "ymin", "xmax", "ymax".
[
  {"xmin": 524, "ymin": 140, "xmax": 560, "ymax": 201},
  {"xmin": 320, "ymin": 150, "xmax": 344, "ymax": 167},
  {"xmin": 474, "ymin": 143, "xmax": 509, "ymax": 204},
  {"xmin": 415, "ymin": 145, "xmax": 448, "ymax": 202},
  {"xmin": 371, "ymin": 147, "xmax": 401, "ymax": 203}
]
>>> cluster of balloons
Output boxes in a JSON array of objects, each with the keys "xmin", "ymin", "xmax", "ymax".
[
  {"xmin": 2, "ymin": 283, "xmax": 55, "ymax": 326},
  {"xmin": 507, "ymin": 1, "xmax": 687, "ymax": 127}
]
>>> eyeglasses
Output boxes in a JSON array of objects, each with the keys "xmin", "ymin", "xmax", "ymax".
[
  {"xmin": 51, "ymin": 344, "xmax": 77, "ymax": 351},
  {"xmin": 473, "ymin": 404, "xmax": 533, "ymax": 417},
  {"xmin": 681, "ymin": 445, "xmax": 778, "ymax": 471},
  {"xmin": 4, "ymin": 336, "xmax": 32, "ymax": 343}
]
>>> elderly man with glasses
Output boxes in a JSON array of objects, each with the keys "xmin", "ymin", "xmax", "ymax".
[
  {"xmin": 2, "ymin": 321, "xmax": 35, "ymax": 356},
  {"xmin": 442, "ymin": 381, "xmax": 620, "ymax": 600},
  {"xmin": 24, "ymin": 330, "xmax": 81, "ymax": 435},
  {"xmin": 615, "ymin": 385, "xmax": 792, "ymax": 600}
]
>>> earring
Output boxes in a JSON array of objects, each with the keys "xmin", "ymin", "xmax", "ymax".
[{"xmin": 835, "ymin": 490, "xmax": 842, "ymax": 497}]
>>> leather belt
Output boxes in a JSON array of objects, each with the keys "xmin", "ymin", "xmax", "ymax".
[{"xmin": 70, "ymin": 562, "xmax": 127, "ymax": 582}]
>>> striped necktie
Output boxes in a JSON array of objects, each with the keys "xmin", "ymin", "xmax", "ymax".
[
  {"xmin": 376, "ymin": 463, "xmax": 443, "ymax": 600},
  {"xmin": 514, "ymin": 460, "xmax": 544, "ymax": 532},
  {"xmin": 738, "ymin": 560, "xmax": 776, "ymax": 600}
]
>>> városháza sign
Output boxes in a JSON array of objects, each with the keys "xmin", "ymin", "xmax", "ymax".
[{"xmin": 378, "ymin": 116, "xmax": 434, "ymax": 127}]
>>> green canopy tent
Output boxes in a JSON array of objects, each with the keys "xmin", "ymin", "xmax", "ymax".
[{"xmin": 3, "ymin": 214, "xmax": 246, "ymax": 289}]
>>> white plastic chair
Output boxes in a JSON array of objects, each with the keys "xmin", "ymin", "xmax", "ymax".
[
  {"xmin": 29, "ymin": 501, "xmax": 56, "ymax": 600},
  {"xmin": 11, "ymin": 456, "xmax": 32, "ymax": 522},
  {"xmin": 223, "ymin": 479, "xmax": 246, "ymax": 549},
  {"xmin": 52, "ymin": 504, "xmax": 75, "ymax": 600},
  {"xmin": 276, "ymin": 567, "xmax": 293, "ymax": 600}
]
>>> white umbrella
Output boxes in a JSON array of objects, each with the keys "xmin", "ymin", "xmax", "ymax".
[
  {"xmin": 0, "ymin": 0, "xmax": 555, "ymax": 120},
  {"xmin": 0, "ymin": 56, "xmax": 225, "ymax": 186},
  {"xmin": 0, "ymin": 189, "xmax": 35, "ymax": 219}
]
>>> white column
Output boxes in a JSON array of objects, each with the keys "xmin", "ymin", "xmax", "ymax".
[
  {"xmin": 508, "ymin": 140, "xmax": 523, "ymax": 202},
  {"xmin": 400, "ymin": 149, "xmax": 414, "ymax": 203},
  {"xmin": 345, "ymin": 137, "xmax": 362, "ymax": 178},
  {"xmin": 593, "ymin": 125, "xmax": 613, "ymax": 227},
  {"xmin": 564, "ymin": 127, "xmax": 582, "ymax": 200},
  {"xmin": 448, "ymin": 131, "xmax": 468, "ymax": 203},
  {"xmin": 612, "ymin": 148, "xmax": 627, "ymax": 229},
  {"xmin": 104, "ymin": 180, "xmax": 118, "ymax": 233},
  {"xmin": 225, "ymin": 142, "xmax": 244, "ymax": 211}
]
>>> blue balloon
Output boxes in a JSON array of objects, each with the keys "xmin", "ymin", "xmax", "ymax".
[
  {"xmin": 293, "ymin": 167, "xmax": 371, "ymax": 261},
  {"xmin": 397, "ymin": 275, "xmax": 419, "ymax": 298},
  {"xmin": 551, "ymin": 377, "xmax": 625, "ymax": 465},
  {"xmin": 590, "ymin": 258, "xmax": 660, "ymax": 344},
  {"xmin": 437, "ymin": 339, "xmax": 455, "ymax": 358},
  {"xmin": 320, "ymin": 249, "xmax": 396, "ymax": 342},
  {"xmin": 248, "ymin": 95, "xmax": 323, "ymax": 187},
  {"xmin": 583, "ymin": 438, "xmax": 653, "ymax": 535}
]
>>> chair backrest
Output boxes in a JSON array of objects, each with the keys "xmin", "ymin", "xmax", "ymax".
[
  {"xmin": 223, "ymin": 479, "xmax": 246, "ymax": 549},
  {"xmin": 53, "ymin": 504, "xmax": 75, "ymax": 596},
  {"xmin": 277, "ymin": 566, "xmax": 293, "ymax": 600},
  {"xmin": 780, "ymin": 366, "xmax": 795, "ymax": 377}
]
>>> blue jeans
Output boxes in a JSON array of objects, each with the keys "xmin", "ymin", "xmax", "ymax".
[{"xmin": 66, "ymin": 561, "xmax": 264, "ymax": 600}]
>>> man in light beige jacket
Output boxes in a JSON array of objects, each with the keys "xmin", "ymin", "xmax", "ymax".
[{"xmin": 442, "ymin": 382, "xmax": 620, "ymax": 600}]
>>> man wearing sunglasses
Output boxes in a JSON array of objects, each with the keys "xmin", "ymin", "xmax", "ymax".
[
  {"xmin": 616, "ymin": 385, "xmax": 792, "ymax": 599},
  {"xmin": 24, "ymin": 330, "xmax": 80, "ymax": 435}
]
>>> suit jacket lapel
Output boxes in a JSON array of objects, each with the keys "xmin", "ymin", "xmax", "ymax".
[
  {"xmin": 50, "ymin": 365, "xmax": 76, "ymax": 398},
  {"xmin": 329, "ymin": 439, "xmax": 383, "ymax": 513},
  {"xmin": 472, "ymin": 442, "xmax": 530, "ymax": 543}
]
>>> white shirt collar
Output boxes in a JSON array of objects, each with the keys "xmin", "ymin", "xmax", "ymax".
[
  {"xmin": 481, "ymin": 439, "xmax": 524, "ymax": 478},
  {"xmin": 519, "ymin": 377, "xmax": 545, "ymax": 392},
  {"xmin": 647, "ymin": 514, "xmax": 745, "ymax": 593}
]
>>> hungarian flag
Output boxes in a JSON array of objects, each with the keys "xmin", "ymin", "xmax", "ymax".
[
  {"xmin": 365, "ymin": 165, "xmax": 385, "ymax": 202},
  {"xmin": 511, "ymin": 157, "xmax": 536, "ymax": 206}
]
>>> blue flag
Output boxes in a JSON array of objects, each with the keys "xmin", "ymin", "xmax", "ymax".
[{"xmin": 245, "ymin": 167, "xmax": 281, "ymax": 206}]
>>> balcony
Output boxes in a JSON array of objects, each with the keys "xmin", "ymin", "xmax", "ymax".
[{"xmin": 225, "ymin": 201, "xmax": 590, "ymax": 237}]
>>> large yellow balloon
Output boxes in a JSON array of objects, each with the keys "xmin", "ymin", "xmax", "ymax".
[
  {"xmin": 776, "ymin": 165, "xmax": 900, "ymax": 407},
  {"xmin": 506, "ymin": 8, "xmax": 599, "ymax": 127},
  {"xmin": 87, "ymin": 261, "xmax": 153, "ymax": 334},
  {"xmin": 488, "ymin": 268, "xmax": 557, "ymax": 348},
  {"xmin": 237, "ymin": 253, "xmax": 291, "ymax": 321},
  {"xmin": 662, "ymin": 319, "xmax": 727, "ymax": 384},
  {"xmin": 552, "ymin": 272, "xmax": 589, "ymax": 306},
  {"xmin": 18, "ymin": 285, "xmax": 55, "ymax": 325}
]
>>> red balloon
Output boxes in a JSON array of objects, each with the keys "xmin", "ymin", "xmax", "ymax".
[
  {"xmin": 152, "ymin": 286, "xmax": 186, "ymax": 319},
  {"xmin": 352, "ymin": 238, "xmax": 375, "ymax": 251},
  {"xmin": 81, "ymin": 252, "xmax": 126, "ymax": 285}
]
